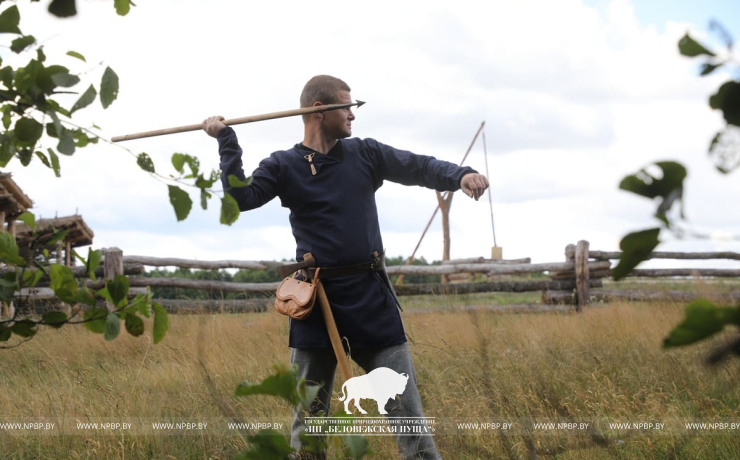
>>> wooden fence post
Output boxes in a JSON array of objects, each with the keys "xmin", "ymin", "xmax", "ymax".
[
  {"xmin": 575, "ymin": 240, "xmax": 590, "ymax": 312},
  {"xmin": 103, "ymin": 248, "xmax": 124, "ymax": 311}
]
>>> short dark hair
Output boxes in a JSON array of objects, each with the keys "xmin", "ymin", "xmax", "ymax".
[{"xmin": 300, "ymin": 75, "xmax": 351, "ymax": 110}]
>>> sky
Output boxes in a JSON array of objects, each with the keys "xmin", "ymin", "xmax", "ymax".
[{"xmin": 2, "ymin": 0, "xmax": 739, "ymax": 269}]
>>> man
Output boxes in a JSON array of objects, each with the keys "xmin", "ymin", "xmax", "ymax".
[{"xmin": 203, "ymin": 75, "xmax": 489, "ymax": 460}]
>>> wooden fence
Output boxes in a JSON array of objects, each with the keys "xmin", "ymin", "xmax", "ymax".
[{"xmin": 10, "ymin": 242, "xmax": 740, "ymax": 314}]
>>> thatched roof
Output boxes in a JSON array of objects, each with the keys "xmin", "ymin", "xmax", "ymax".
[
  {"xmin": 15, "ymin": 215, "xmax": 94, "ymax": 248},
  {"xmin": 0, "ymin": 172, "xmax": 33, "ymax": 216}
]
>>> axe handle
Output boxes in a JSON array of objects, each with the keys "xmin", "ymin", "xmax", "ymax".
[{"xmin": 316, "ymin": 281, "xmax": 352, "ymax": 382}]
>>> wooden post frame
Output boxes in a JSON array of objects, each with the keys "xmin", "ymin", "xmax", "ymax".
[
  {"xmin": 103, "ymin": 247, "xmax": 124, "ymax": 311},
  {"xmin": 575, "ymin": 240, "xmax": 590, "ymax": 311}
]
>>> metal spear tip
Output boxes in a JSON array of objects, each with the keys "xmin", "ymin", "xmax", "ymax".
[{"xmin": 355, "ymin": 100, "xmax": 366, "ymax": 108}]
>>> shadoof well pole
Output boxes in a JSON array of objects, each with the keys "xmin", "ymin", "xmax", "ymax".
[{"xmin": 395, "ymin": 121, "xmax": 485, "ymax": 285}]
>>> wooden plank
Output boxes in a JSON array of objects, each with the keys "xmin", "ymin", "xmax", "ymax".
[
  {"xmin": 122, "ymin": 255, "xmax": 274, "ymax": 270},
  {"xmin": 395, "ymin": 279, "xmax": 602, "ymax": 296},
  {"xmin": 440, "ymin": 257, "xmax": 531, "ymax": 265},
  {"xmin": 385, "ymin": 260, "xmax": 610, "ymax": 276},
  {"xmin": 589, "ymin": 250, "xmax": 740, "ymax": 261},
  {"xmin": 103, "ymin": 248, "xmax": 123, "ymax": 311},
  {"xmin": 17, "ymin": 287, "xmax": 147, "ymax": 300}
]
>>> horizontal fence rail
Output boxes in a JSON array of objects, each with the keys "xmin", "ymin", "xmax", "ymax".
[{"xmin": 8, "ymin": 242, "xmax": 739, "ymax": 316}]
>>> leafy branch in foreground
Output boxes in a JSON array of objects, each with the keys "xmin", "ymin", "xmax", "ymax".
[
  {"xmin": 613, "ymin": 24, "xmax": 739, "ymax": 281},
  {"xmin": 234, "ymin": 363, "xmax": 370, "ymax": 460},
  {"xmin": 0, "ymin": 1, "xmax": 251, "ymax": 226},
  {"xmin": 0, "ymin": 212, "xmax": 168, "ymax": 346}
]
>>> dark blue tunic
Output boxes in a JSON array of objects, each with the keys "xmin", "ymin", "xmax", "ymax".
[{"xmin": 218, "ymin": 127, "xmax": 476, "ymax": 349}]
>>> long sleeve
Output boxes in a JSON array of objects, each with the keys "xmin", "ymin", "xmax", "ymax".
[
  {"xmin": 364, "ymin": 138, "xmax": 476, "ymax": 191},
  {"xmin": 217, "ymin": 127, "xmax": 280, "ymax": 211}
]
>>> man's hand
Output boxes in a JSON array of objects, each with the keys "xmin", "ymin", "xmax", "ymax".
[
  {"xmin": 202, "ymin": 116, "xmax": 227, "ymax": 138},
  {"xmin": 461, "ymin": 173, "xmax": 489, "ymax": 201}
]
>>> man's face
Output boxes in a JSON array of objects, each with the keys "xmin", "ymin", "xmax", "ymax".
[{"xmin": 322, "ymin": 90, "xmax": 355, "ymax": 139}]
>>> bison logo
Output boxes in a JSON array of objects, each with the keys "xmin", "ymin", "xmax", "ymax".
[{"xmin": 338, "ymin": 367, "xmax": 409, "ymax": 415}]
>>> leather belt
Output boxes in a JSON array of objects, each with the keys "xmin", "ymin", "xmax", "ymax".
[{"xmin": 276, "ymin": 252, "xmax": 385, "ymax": 280}]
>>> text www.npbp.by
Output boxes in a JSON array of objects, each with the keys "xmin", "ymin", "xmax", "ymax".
[
  {"xmin": 457, "ymin": 423, "xmax": 513, "ymax": 430},
  {"xmin": 76, "ymin": 423, "xmax": 132, "ymax": 429},
  {"xmin": 533, "ymin": 423, "xmax": 590, "ymax": 430},
  {"xmin": 0, "ymin": 423, "xmax": 55, "ymax": 429},
  {"xmin": 151, "ymin": 423, "xmax": 207, "ymax": 430}
]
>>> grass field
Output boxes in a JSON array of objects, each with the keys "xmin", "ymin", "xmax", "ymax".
[{"xmin": 2, "ymin": 293, "xmax": 740, "ymax": 459}]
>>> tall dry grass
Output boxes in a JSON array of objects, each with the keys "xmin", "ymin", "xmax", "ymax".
[{"xmin": 1, "ymin": 300, "xmax": 739, "ymax": 459}]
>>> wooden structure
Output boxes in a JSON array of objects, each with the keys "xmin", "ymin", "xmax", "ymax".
[
  {"xmin": 15, "ymin": 215, "xmax": 94, "ymax": 266},
  {"xmin": 0, "ymin": 172, "xmax": 33, "ymax": 237}
]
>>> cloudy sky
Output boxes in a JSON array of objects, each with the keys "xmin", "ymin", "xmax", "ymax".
[{"xmin": 3, "ymin": 0, "xmax": 739, "ymax": 268}]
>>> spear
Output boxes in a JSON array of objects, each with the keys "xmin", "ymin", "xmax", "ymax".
[{"xmin": 111, "ymin": 100, "xmax": 367, "ymax": 143}]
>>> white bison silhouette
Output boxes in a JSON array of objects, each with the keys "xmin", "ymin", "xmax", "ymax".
[{"xmin": 338, "ymin": 367, "xmax": 409, "ymax": 414}]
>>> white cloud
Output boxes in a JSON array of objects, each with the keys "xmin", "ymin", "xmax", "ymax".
[{"xmin": 1, "ymin": 0, "xmax": 738, "ymax": 270}]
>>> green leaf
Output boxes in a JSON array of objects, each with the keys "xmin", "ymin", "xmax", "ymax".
[
  {"xmin": 11, "ymin": 35, "xmax": 36, "ymax": 53},
  {"xmin": 612, "ymin": 228, "xmax": 661, "ymax": 281},
  {"xmin": 57, "ymin": 129, "xmax": 75, "ymax": 155},
  {"xmin": 48, "ymin": 0, "xmax": 77, "ymax": 18},
  {"xmin": 17, "ymin": 212, "xmax": 35, "ymax": 230},
  {"xmin": 83, "ymin": 308, "xmax": 109, "ymax": 333},
  {"xmin": 700, "ymin": 62, "xmax": 723, "ymax": 76},
  {"xmin": 22, "ymin": 267, "xmax": 45, "ymax": 288},
  {"xmin": 51, "ymin": 72, "xmax": 80, "ymax": 88},
  {"xmin": 100, "ymin": 67, "xmax": 119, "ymax": 109},
  {"xmin": 136, "ymin": 152, "xmax": 155, "ymax": 173},
  {"xmin": 74, "ymin": 286, "xmax": 96, "ymax": 306},
  {"xmin": 49, "ymin": 264, "xmax": 77, "ymax": 303},
  {"xmin": 220, "ymin": 193, "xmax": 240, "ymax": 226},
  {"xmin": 70, "ymin": 84, "xmax": 96, "ymax": 114},
  {"xmin": 46, "ymin": 110, "xmax": 62, "ymax": 138},
  {"xmin": 66, "ymin": 51, "xmax": 86, "ymax": 62},
  {"xmin": 11, "ymin": 321, "xmax": 37, "ymax": 338},
  {"xmin": 200, "ymin": 189, "xmax": 210, "ymax": 210},
  {"xmin": 171, "ymin": 153, "xmax": 199, "ymax": 177},
  {"xmin": 104, "ymin": 312, "xmax": 121, "ymax": 341},
  {"xmin": 152, "ymin": 302, "xmax": 168, "ymax": 344},
  {"xmin": 235, "ymin": 363, "xmax": 301, "ymax": 406},
  {"xmin": 107, "ymin": 274, "xmax": 129, "ymax": 307},
  {"xmin": 42, "ymin": 311, "xmax": 67, "ymax": 329},
  {"xmin": 124, "ymin": 313, "xmax": 144, "ymax": 337},
  {"xmin": 0, "ymin": 5, "xmax": 21, "ymax": 34},
  {"xmin": 15, "ymin": 117, "xmax": 43, "ymax": 144},
  {"xmin": 709, "ymin": 81, "xmax": 740, "ymax": 127},
  {"xmin": 2, "ymin": 105, "xmax": 12, "ymax": 130},
  {"xmin": 171, "ymin": 153, "xmax": 187, "ymax": 174},
  {"xmin": 0, "ymin": 232, "xmax": 26, "ymax": 265},
  {"xmin": 678, "ymin": 33, "xmax": 716, "ymax": 58},
  {"xmin": 18, "ymin": 148, "xmax": 32, "ymax": 166},
  {"xmin": 87, "ymin": 248, "xmax": 102, "ymax": 281},
  {"xmin": 298, "ymin": 378, "xmax": 321, "ymax": 409},
  {"xmin": 167, "ymin": 185, "xmax": 192, "ymax": 221},
  {"xmin": 0, "ymin": 134, "xmax": 15, "ymax": 168},
  {"xmin": 47, "ymin": 148, "xmax": 61, "ymax": 177},
  {"xmin": 35, "ymin": 150, "xmax": 51, "ymax": 169},
  {"xmin": 342, "ymin": 434, "xmax": 370, "ymax": 459},
  {"xmin": 114, "ymin": 0, "xmax": 133, "ymax": 16},
  {"xmin": 664, "ymin": 300, "xmax": 740, "ymax": 348},
  {"xmin": 136, "ymin": 294, "xmax": 152, "ymax": 318},
  {"xmin": 228, "ymin": 174, "xmax": 253, "ymax": 188},
  {"xmin": 0, "ymin": 326, "xmax": 11, "ymax": 342},
  {"xmin": 236, "ymin": 429, "xmax": 295, "ymax": 460},
  {"xmin": 45, "ymin": 228, "xmax": 69, "ymax": 247}
]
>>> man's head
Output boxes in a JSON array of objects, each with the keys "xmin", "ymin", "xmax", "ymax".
[
  {"xmin": 300, "ymin": 75, "xmax": 351, "ymax": 110},
  {"xmin": 300, "ymin": 75, "xmax": 355, "ymax": 138}
]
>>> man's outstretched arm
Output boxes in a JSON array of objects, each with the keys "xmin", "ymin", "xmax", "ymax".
[{"xmin": 203, "ymin": 116, "xmax": 280, "ymax": 212}]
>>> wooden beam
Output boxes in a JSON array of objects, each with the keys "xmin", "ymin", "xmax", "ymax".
[{"xmin": 575, "ymin": 240, "xmax": 590, "ymax": 311}]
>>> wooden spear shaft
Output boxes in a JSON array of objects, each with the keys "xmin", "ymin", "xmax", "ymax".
[{"xmin": 111, "ymin": 100, "xmax": 366, "ymax": 143}]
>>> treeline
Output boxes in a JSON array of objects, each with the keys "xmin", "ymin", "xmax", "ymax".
[{"xmin": 141, "ymin": 256, "xmax": 441, "ymax": 300}]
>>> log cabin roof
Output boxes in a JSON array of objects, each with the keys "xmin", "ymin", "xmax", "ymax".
[
  {"xmin": 0, "ymin": 172, "xmax": 33, "ymax": 216},
  {"xmin": 15, "ymin": 215, "xmax": 94, "ymax": 248}
]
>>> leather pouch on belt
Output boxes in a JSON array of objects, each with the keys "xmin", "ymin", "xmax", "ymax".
[{"xmin": 274, "ymin": 267, "xmax": 321, "ymax": 320}]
